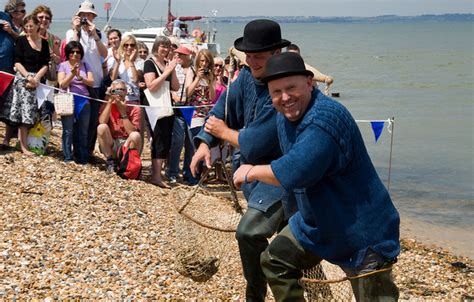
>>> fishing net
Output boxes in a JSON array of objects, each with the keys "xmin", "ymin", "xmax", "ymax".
[
  {"xmin": 169, "ymin": 183, "xmax": 243, "ymax": 282},
  {"xmin": 300, "ymin": 261, "xmax": 354, "ymax": 301}
]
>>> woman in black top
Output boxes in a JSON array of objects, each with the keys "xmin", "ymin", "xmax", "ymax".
[
  {"xmin": 0, "ymin": 14, "xmax": 50, "ymax": 155},
  {"xmin": 143, "ymin": 35, "xmax": 179, "ymax": 188}
]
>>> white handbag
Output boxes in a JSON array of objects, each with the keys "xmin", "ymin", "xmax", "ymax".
[
  {"xmin": 53, "ymin": 90, "xmax": 74, "ymax": 116},
  {"xmin": 144, "ymin": 59, "xmax": 174, "ymax": 120}
]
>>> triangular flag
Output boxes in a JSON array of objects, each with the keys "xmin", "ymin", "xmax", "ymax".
[
  {"xmin": 179, "ymin": 106, "xmax": 195, "ymax": 127},
  {"xmin": 370, "ymin": 121, "xmax": 384, "ymax": 143},
  {"xmin": 73, "ymin": 95, "xmax": 89, "ymax": 120},
  {"xmin": 0, "ymin": 71, "xmax": 15, "ymax": 96},
  {"xmin": 144, "ymin": 107, "xmax": 161, "ymax": 131},
  {"xmin": 36, "ymin": 83, "xmax": 53, "ymax": 109}
]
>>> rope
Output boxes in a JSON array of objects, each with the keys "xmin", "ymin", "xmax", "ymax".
[
  {"xmin": 301, "ymin": 266, "xmax": 393, "ymax": 284},
  {"xmin": 175, "ymin": 157, "xmax": 242, "ymax": 232},
  {"xmin": 387, "ymin": 117, "xmax": 395, "ymax": 191},
  {"xmin": 36, "ymin": 82, "xmax": 214, "ymax": 110}
]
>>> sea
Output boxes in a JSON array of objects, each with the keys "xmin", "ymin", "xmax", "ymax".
[{"xmin": 50, "ymin": 20, "xmax": 474, "ymax": 258}]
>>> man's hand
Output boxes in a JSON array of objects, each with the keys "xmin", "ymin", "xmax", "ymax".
[
  {"xmin": 204, "ymin": 115, "xmax": 229, "ymax": 140},
  {"xmin": 190, "ymin": 143, "xmax": 211, "ymax": 177},
  {"xmin": 233, "ymin": 164, "xmax": 254, "ymax": 189},
  {"xmin": 71, "ymin": 16, "xmax": 81, "ymax": 30},
  {"xmin": 115, "ymin": 96, "xmax": 127, "ymax": 115}
]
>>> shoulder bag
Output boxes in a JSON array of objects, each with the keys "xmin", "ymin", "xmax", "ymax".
[
  {"xmin": 54, "ymin": 88, "xmax": 74, "ymax": 116},
  {"xmin": 143, "ymin": 59, "xmax": 174, "ymax": 119}
]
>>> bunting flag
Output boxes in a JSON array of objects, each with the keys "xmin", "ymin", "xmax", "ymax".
[
  {"xmin": 370, "ymin": 121, "xmax": 385, "ymax": 143},
  {"xmin": 144, "ymin": 107, "xmax": 161, "ymax": 131},
  {"xmin": 179, "ymin": 106, "xmax": 195, "ymax": 127},
  {"xmin": 36, "ymin": 83, "xmax": 54, "ymax": 109},
  {"xmin": 73, "ymin": 95, "xmax": 89, "ymax": 120},
  {"xmin": 0, "ymin": 71, "xmax": 15, "ymax": 96}
]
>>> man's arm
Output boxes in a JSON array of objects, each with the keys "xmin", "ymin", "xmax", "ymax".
[
  {"xmin": 193, "ymin": 74, "xmax": 243, "ymax": 148},
  {"xmin": 98, "ymin": 98, "xmax": 112, "ymax": 124},
  {"xmin": 234, "ymin": 122, "xmax": 340, "ymax": 191},
  {"xmin": 271, "ymin": 125, "xmax": 339, "ymax": 191},
  {"xmin": 233, "ymin": 164, "xmax": 280, "ymax": 188}
]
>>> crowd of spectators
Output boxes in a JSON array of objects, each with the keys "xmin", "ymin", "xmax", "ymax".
[{"xmin": 0, "ymin": 0, "xmax": 239, "ymax": 187}]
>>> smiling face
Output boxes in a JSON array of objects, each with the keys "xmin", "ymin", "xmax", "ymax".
[
  {"xmin": 23, "ymin": 19, "xmax": 39, "ymax": 37},
  {"xmin": 138, "ymin": 46, "xmax": 148, "ymax": 60},
  {"xmin": 245, "ymin": 50, "xmax": 279, "ymax": 79},
  {"xmin": 213, "ymin": 58, "xmax": 224, "ymax": 76},
  {"xmin": 268, "ymin": 75, "xmax": 313, "ymax": 122},
  {"xmin": 108, "ymin": 31, "xmax": 121, "ymax": 49},
  {"xmin": 120, "ymin": 36, "xmax": 136, "ymax": 58},
  {"xmin": 68, "ymin": 47, "xmax": 82, "ymax": 62},
  {"xmin": 36, "ymin": 12, "xmax": 51, "ymax": 30},
  {"xmin": 156, "ymin": 44, "xmax": 170, "ymax": 59}
]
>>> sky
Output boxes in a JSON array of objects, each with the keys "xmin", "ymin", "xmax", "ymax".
[{"xmin": 23, "ymin": 0, "xmax": 474, "ymax": 19}]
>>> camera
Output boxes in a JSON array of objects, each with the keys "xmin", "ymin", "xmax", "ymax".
[
  {"xmin": 203, "ymin": 68, "xmax": 210, "ymax": 75},
  {"xmin": 110, "ymin": 88, "xmax": 126, "ymax": 96},
  {"xmin": 80, "ymin": 17, "xmax": 88, "ymax": 25}
]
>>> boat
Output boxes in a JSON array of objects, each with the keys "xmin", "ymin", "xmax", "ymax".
[{"xmin": 105, "ymin": 0, "xmax": 221, "ymax": 55}]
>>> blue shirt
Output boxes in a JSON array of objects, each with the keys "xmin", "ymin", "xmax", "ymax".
[
  {"xmin": 0, "ymin": 12, "xmax": 15, "ymax": 73},
  {"xmin": 195, "ymin": 66, "xmax": 287, "ymax": 212},
  {"xmin": 271, "ymin": 89, "xmax": 400, "ymax": 268}
]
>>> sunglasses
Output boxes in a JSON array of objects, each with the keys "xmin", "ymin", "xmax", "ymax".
[
  {"xmin": 139, "ymin": 51, "xmax": 148, "ymax": 54},
  {"xmin": 15, "ymin": 9, "xmax": 26, "ymax": 13},
  {"xmin": 38, "ymin": 15, "xmax": 51, "ymax": 21},
  {"xmin": 215, "ymin": 64, "xmax": 223, "ymax": 67},
  {"xmin": 124, "ymin": 43, "xmax": 136, "ymax": 48},
  {"xmin": 70, "ymin": 50, "xmax": 81, "ymax": 55}
]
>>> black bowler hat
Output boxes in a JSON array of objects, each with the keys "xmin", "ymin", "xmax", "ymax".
[
  {"xmin": 234, "ymin": 19, "xmax": 291, "ymax": 53},
  {"xmin": 262, "ymin": 52, "xmax": 314, "ymax": 83}
]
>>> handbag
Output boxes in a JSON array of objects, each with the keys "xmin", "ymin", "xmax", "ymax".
[
  {"xmin": 54, "ymin": 90, "xmax": 74, "ymax": 116},
  {"xmin": 143, "ymin": 59, "xmax": 174, "ymax": 119},
  {"xmin": 46, "ymin": 60, "xmax": 58, "ymax": 82}
]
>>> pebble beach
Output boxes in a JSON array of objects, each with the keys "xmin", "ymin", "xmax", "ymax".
[{"xmin": 0, "ymin": 125, "xmax": 473, "ymax": 300}]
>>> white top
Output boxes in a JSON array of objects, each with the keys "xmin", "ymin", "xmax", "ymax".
[
  {"xmin": 65, "ymin": 28, "xmax": 107, "ymax": 88},
  {"xmin": 109, "ymin": 60, "xmax": 140, "ymax": 101}
]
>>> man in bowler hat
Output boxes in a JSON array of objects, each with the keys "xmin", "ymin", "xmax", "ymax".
[
  {"xmin": 233, "ymin": 52, "xmax": 400, "ymax": 301},
  {"xmin": 190, "ymin": 19, "xmax": 291, "ymax": 300}
]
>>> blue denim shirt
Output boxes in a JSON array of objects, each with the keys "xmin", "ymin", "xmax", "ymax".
[
  {"xmin": 271, "ymin": 89, "xmax": 400, "ymax": 268},
  {"xmin": 195, "ymin": 67, "xmax": 286, "ymax": 212},
  {"xmin": 0, "ymin": 12, "xmax": 15, "ymax": 73}
]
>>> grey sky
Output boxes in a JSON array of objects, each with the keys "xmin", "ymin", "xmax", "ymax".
[{"xmin": 23, "ymin": 0, "xmax": 473, "ymax": 19}]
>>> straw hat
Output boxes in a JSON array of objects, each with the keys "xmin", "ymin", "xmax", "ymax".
[{"xmin": 76, "ymin": 0, "xmax": 97, "ymax": 16}]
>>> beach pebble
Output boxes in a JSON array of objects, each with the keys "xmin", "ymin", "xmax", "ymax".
[{"xmin": 0, "ymin": 125, "xmax": 472, "ymax": 299}]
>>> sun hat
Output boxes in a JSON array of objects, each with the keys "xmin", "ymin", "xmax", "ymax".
[
  {"xmin": 76, "ymin": 0, "xmax": 97, "ymax": 17},
  {"xmin": 174, "ymin": 46, "xmax": 192, "ymax": 55},
  {"xmin": 234, "ymin": 19, "xmax": 290, "ymax": 53},
  {"xmin": 261, "ymin": 52, "xmax": 314, "ymax": 83}
]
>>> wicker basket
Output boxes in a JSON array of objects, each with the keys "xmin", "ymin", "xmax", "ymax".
[{"xmin": 54, "ymin": 92, "xmax": 74, "ymax": 116}]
